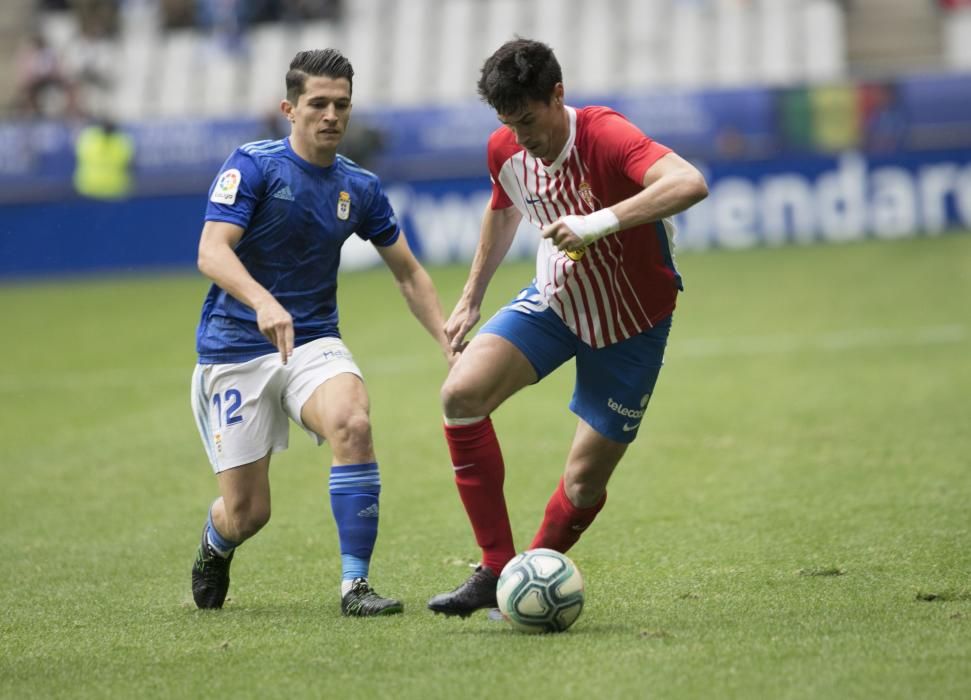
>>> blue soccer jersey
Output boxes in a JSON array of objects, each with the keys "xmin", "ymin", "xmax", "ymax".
[{"xmin": 196, "ymin": 138, "xmax": 400, "ymax": 363}]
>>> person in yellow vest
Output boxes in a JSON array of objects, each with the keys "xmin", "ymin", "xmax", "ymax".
[{"xmin": 73, "ymin": 118, "xmax": 134, "ymax": 199}]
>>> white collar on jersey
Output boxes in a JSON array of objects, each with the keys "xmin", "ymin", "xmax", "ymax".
[{"xmin": 542, "ymin": 105, "xmax": 577, "ymax": 174}]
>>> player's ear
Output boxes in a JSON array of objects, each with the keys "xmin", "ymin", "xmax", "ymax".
[
  {"xmin": 280, "ymin": 99, "xmax": 295, "ymax": 122},
  {"xmin": 553, "ymin": 83, "xmax": 564, "ymax": 106}
]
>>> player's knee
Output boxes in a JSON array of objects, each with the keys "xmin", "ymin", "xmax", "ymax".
[
  {"xmin": 440, "ymin": 376, "xmax": 486, "ymax": 419},
  {"xmin": 564, "ymin": 479, "xmax": 606, "ymax": 509},
  {"xmin": 330, "ymin": 410, "xmax": 373, "ymax": 456}
]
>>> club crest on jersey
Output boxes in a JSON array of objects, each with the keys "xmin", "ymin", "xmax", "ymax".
[
  {"xmin": 578, "ymin": 181, "xmax": 599, "ymax": 209},
  {"xmin": 337, "ymin": 191, "xmax": 351, "ymax": 220},
  {"xmin": 210, "ymin": 168, "xmax": 241, "ymax": 205}
]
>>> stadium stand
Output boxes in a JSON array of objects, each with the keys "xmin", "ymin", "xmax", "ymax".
[
  {"xmin": 846, "ymin": 0, "xmax": 942, "ymax": 75},
  {"xmin": 0, "ymin": 0, "xmax": 866, "ymax": 119},
  {"xmin": 8, "ymin": 0, "xmax": 971, "ymax": 121}
]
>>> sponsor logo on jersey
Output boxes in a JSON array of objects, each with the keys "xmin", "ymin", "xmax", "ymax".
[
  {"xmin": 210, "ymin": 168, "xmax": 241, "ymax": 205},
  {"xmin": 337, "ymin": 190, "xmax": 351, "ymax": 220},
  {"xmin": 608, "ymin": 394, "xmax": 651, "ymax": 432}
]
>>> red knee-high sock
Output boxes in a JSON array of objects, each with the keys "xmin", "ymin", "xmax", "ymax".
[
  {"xmin": 530, "ymin": 477, "xmax": 606, "ymax": 553},
  {"xmin": 444, "ymin": 418, "xmax": 516, "ymax": 574}
]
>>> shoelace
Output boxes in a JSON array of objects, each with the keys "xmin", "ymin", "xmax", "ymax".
[
  {"xmin": 199, "ymin": 546, "xmax": 230, "ymax": 578},
  {"xmin": 346, "ymin": 590, "xmax": 384, "ymax": 613}
]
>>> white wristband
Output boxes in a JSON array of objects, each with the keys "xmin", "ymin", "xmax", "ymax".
[{"xmin": 561, "ymin": 208, "xmax": 621, "ymax": 245}]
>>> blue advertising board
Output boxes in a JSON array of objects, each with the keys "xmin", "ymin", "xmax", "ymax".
[
  {"xmin": 3, "ymin": 147, "xmax": 969, "ymax": 279},
  {"xmin": 2, "ymin": 73, "xmax": 971, "ymax": 278}
]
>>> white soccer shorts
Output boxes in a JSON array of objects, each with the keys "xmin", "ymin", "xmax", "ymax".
[{"xmin": 191, "ymin": 336, "xmax": 363, "ymax": 473}]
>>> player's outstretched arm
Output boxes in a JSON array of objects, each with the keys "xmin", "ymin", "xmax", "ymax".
[
  {"xmin": 542, "ymin": 152, "xmax": 708, "ymax": 253},
  {"xmin": 445, "ymin": 204, "xmax": 522, "ymax": 351},
  {"xmin": 376, "ymin": 233, "xmax": 455, "ymax": 365},
  {"xmin": 197, "ymin": 220, "xmax": 294, "ymax": 363}
]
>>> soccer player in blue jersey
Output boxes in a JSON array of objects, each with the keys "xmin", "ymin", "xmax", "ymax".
[{"xmin": 189, "ymin": 49, "xmax": 453, "ymax": 615}]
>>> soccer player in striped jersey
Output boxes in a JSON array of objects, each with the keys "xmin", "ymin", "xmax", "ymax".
[
  {"xmin": 428, "ymin": 39, "xmax": 708, "ymax": 617},
  {"xmin": 189, "ymin": 49, "xmax": 453, "ymax": 615}
]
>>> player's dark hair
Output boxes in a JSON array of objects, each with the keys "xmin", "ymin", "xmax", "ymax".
[
  {"xmin": 286, "ymin": 49, "xmax": 354, "ymax": 102},
  {"xmin": 477, "ymin": 38, "xmax": 562, "ymax": 115}
]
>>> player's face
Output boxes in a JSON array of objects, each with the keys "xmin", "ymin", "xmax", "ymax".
[
  {"xmin": 497, "ymin": 93, "xmax": 567, "ymax": 162},
  {"xmin": 285, "ymin": 75, "xmax": 352, "ymax": 158}
]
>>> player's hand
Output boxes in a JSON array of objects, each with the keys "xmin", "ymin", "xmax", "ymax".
[
  {"xmin": 444, "ymin": 348, "xmax": 461, "ymax": 369},
  {"xmin": 444, "ymin": 301, "xmax": 480, "ymax": 353},
  {"xmin": 541, "ymin": 218, "xmax": 585, "ymax": 254},
  {"xmin": 255, "ymin": 298, "xmax": 294, "ymax": 364}
]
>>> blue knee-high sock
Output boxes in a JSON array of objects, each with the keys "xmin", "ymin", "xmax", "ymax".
[
  {"xmin": 205, "ymin": 506, "xmax": 238, "ymax": 558},
  {"xmin": 329, "ymin": 463, "xmax": 381, "ymax": 582}
]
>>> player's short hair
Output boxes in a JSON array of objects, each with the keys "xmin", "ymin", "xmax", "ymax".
[
  {"xmin": 477, "ymin": 38, "xmax": 562, "ymax": 115},
  {"xmin": 286, "ymin": 49, "xmax": 354, "ymax": 102}
]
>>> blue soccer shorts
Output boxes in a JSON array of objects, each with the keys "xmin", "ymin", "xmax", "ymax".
[{"xmin": 479, "ymin": 285, "xmax": 672, "ymax": 444}]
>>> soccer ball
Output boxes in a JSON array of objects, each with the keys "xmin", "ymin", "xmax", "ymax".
[{"xmin": 496, "ymin": 548, "xmax": 584, "ymax": 633}]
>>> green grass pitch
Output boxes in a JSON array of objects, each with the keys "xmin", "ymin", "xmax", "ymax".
[{"xmin": 1, "ymin": 233, "xmax": 969, "ymax": 699}]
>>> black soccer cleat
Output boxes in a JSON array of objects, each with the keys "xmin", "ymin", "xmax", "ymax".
[
  {"xmin": 341, "ymin": 578, "xmax": 404, "ymax": 617},
  {"xmin": 427, "ymin": 565, "xmax": 499, "ymax": 617},
  {"xmin": 191, "ymin": 529, "xmax": 234, "ymax": 609}
]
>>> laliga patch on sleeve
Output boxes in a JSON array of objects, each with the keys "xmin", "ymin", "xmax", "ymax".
[{"xmin": 210, "ymin": 168, "xmax": 242, "ymax": 205}]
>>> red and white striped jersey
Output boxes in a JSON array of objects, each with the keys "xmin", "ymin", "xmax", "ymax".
[{"xmin": 488, "ymin": 105, "xmax": 682, "ymax": 349}]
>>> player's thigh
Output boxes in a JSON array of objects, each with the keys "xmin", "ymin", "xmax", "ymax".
[
  {"xmin": 443, "ymin": 333, "xmax": 537, "ymax": 417},
  {"xmin": 570, "ymin": 315, "xmax": 673, "ymax": 444},
  {"xmin": 445, "ymin": 291, "xmax": 577, "ymax": 416},
  {"xmin": 281, "ymin": 337, "xmax": 367, "ymax": 444},
  {"xmin": 298, "ymin": 371, "xmax": 371, "ymax": 443},
  {"xmin": 191, "ymin": 358, "xmax": 289, "ymax": 473}
]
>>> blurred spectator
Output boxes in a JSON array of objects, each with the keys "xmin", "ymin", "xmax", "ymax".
[
  {"xmin": 162, "ymin": 0, "xmax": 197, "ymax": 29},
  {"xmin": 243, "ymin": 0, "xmax": 342, "ymax": 24},
  {"xmin": 68, "ymin": 1, "xmax": 119, "ymax": 118},
  {"xmin": 119, "ymin": 0, "xmax": 342, "ymax": 32},
  {"xmin": 73, "ymin": 0, "xmax": 119, "ymax": 38},
  {"xmin": 73, "ymin": 118, "xmax": 135, "ymax": 199},
  {"xmin": 277, "ymin": 0, "xmax": 341, "ymax": 22},
  {"xmin": 14, "ymin": 33, "xmax": 78, "ymax": 118},
  {"xmin": 338, "ymin": 121, "xmax": 385, "ymax": 171},
  {"xmin": 68, "ymin": 37, "xmax": 115, "ymax": 117},
  {"xmin": 197, "ymin": 0, "xmax": 246, "ymax": 51},
  {"xmin": 259, "ymin": 109, "xmax": 289, "ymax": 140}
]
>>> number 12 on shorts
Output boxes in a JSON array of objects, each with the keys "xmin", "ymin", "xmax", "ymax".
[{"xmin": 212, "ymin": 389, "xmax": 244, "ymax": 427}]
